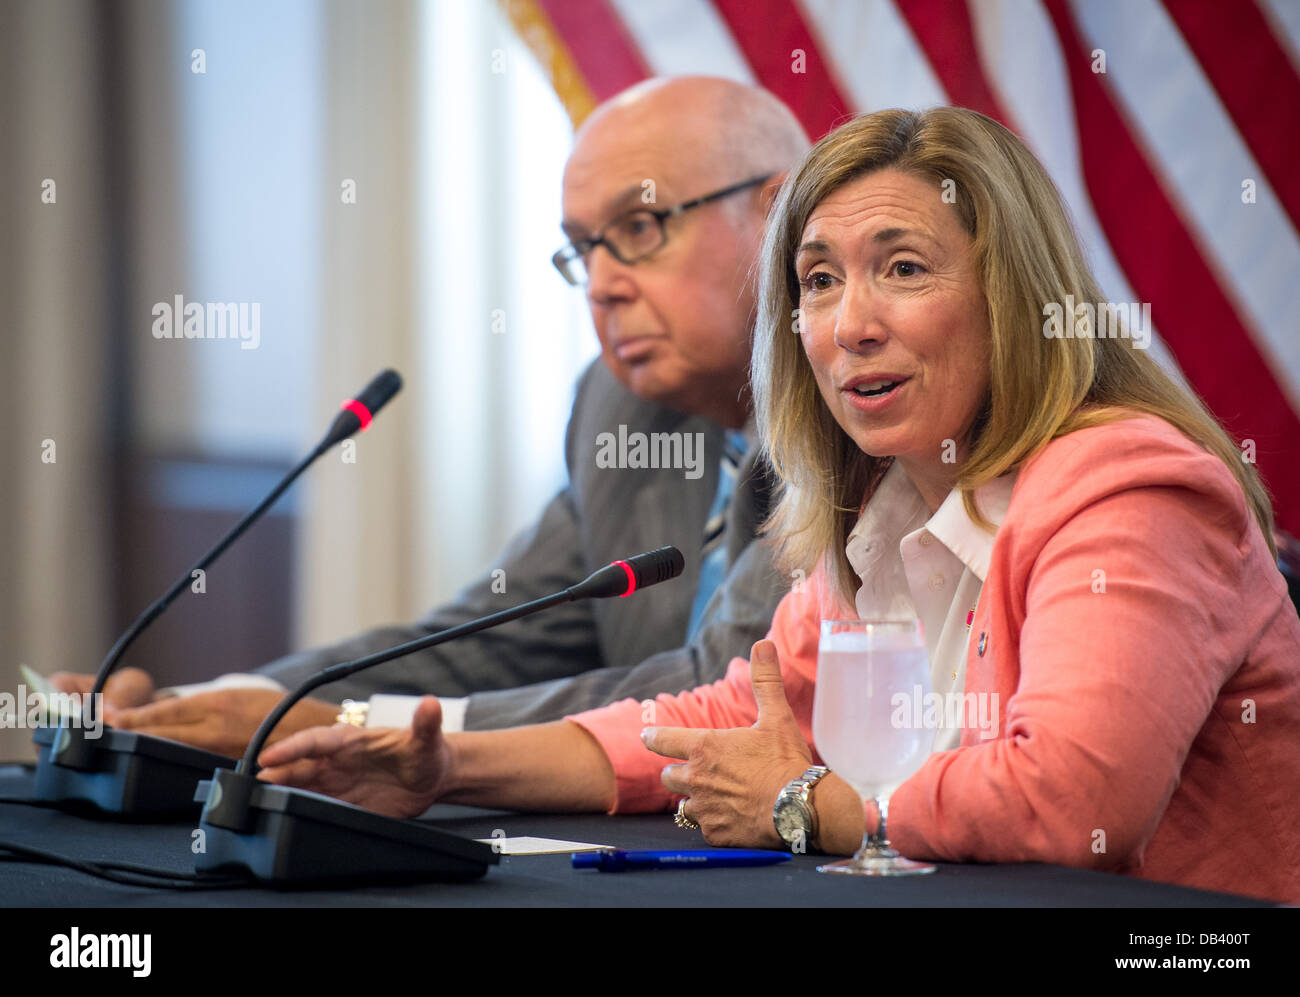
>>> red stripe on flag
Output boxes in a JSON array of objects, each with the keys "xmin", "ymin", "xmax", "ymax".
[
  {"xmin": 1042, "ymin": 0, "xmax": 1300, "ymax": 535},
  {"xmin": 895, "ymin": 0, "xmax": 1011, "ymax": 127},
  {"xmin": 536, "ymin": 0, "xmax": 650, "ymax": 101},
  {"xmin": 709, "ymin": 0, "xmax": 853, "ymax": 141},
  {"xmin": 1162, "ymin": 0, "xmax": 1300, "ymax": 237}
]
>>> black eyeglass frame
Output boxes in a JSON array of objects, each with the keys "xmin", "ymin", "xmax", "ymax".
[{"xmin": 551, "ymin": 173, "xmax": 773, "ymax": 285}]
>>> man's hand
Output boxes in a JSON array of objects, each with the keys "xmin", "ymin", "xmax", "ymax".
[
  {"xmin": 49, "ymin": 668, "xmax": 155, "ymax": 710},
  {"xmin": 257, "ymin": 696, "xmax": 450, "ymax": 818},
  {"xmin": 642, "ymin": 639, "xmax": 813, "ymax": 848},
  {"xmin": 111, "ymin": 690, "xmax": 339, "ymax": 758}
]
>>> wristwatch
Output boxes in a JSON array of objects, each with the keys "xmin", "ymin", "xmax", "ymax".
[{"xmin": 773, "ymin": 765, "xmax": 829, "ymax": 851}]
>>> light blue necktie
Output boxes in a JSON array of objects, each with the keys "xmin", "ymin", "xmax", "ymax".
[{"xmin": 687, "ymin": 430, "xmax": 748, "ymax": 638}]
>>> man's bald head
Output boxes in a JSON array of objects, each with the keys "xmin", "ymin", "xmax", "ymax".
[
  {"xmin": 558, "ymin": 78, "xmax": 808, "ymax": 429},
  {"xmin": 568, "ymin": 76, "xmax": 809, "ymax": 197}
]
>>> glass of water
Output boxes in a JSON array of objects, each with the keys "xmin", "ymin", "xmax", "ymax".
[{"xmin": 814, "ymin": 618, "xmax": 936, "ymax": 876}]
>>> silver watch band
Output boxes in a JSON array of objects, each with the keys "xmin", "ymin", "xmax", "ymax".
[{"xmin": 789, "ymin": 765, "xmax": 829, "ymax": 795}]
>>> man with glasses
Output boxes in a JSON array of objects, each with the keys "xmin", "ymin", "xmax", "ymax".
[
  {"xmin": 72, "ymin": 76, "xmax": 810, "ymax": 754},
  {"xmin": 551, "ymin": 174, "xmax": 771, "ymax": 284}
]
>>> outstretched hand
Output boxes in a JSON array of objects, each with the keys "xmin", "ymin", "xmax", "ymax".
[
  {"xmin": 49, "ymin": 668, "xmax": 155, "ymax": 710},
  {"xmin": 641, "ymin": 639, "xmax": 813, "ymax": 847},
  {"xmin": 110, "ymin": 690, "xmax": 338, "ymax": 758},
  {"xmin": 256, "ymin": 696, "xmax": 452, "ymax": 818}
]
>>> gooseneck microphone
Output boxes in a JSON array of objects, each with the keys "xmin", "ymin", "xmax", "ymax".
[
  {"xmin": 33, "ymin": 370, "xmax": 403, "ymax": 817},
  {"xmin": 193, "ymin": 546, "xmax": 684, "ymax": 885},
  {"xmin": 87, "ymin": 369, "xmax": 402, "ymax": 708},
  {"xmin": 238, "ymin": 545, "xmax": 682, "ymax": 775},
  {"xmin": 318, "ymin": 368, "xmax": 402, "ymax": 449},
  {"xmin": 565, "ymin": 546, "xmax": 684, "ymax": 600}
]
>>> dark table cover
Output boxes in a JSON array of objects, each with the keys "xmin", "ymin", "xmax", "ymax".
[{"xmin": 0, "ymin": 767, "xmax": 1269, "ymax": 907}]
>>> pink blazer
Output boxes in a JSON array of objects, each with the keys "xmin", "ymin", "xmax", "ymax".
[{"xmin": 570, "ymin": 415, "xmax": 1300, "ymax": 903}]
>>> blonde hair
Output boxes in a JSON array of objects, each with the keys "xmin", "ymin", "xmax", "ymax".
[{"xmin": 753, "ymin": 107, "xmax": 1275, "ymax": 604}]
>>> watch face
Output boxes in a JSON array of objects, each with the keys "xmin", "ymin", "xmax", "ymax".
[{"xmin": 774, "ymin": 796, "xmax": 808, "ymax": 843}]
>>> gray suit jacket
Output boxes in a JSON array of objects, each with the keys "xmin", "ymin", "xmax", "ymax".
[{"xmin": 258, "ymin": 360, "xmax": 789, "ymax": 730}]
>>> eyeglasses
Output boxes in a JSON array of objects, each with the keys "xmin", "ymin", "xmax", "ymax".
[{"xmin": 551, "ymin": 174, "xmax": 772, "ymax": 286}]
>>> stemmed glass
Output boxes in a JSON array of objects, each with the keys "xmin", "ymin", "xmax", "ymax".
[{"xmin": 813, "ymin": 618, "xmax": 936, "ymax": 875}]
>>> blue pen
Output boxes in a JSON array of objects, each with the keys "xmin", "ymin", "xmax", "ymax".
[{"xmin": 572, "ymin": 849, "xmax": 792, "ymax": 871}]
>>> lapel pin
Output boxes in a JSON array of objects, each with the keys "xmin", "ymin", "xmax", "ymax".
[{"xmin": 977, "ymin": 632, "xmax": 988, "ymax": 657}]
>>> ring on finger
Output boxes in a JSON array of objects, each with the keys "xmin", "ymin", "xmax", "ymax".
[{"xmin": 673, "ymin": 797, "xmax": 700, "ymax": 831}]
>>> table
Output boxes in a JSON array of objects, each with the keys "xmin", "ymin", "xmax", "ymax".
[{"xmin": 0, "ymin": 766, "xmax": 1269, "ymax": 908}]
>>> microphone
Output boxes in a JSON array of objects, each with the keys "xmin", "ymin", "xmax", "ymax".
[
  {"xmin": 319, "ymin": 369, "xmax": 403, "ymax": 449},
  {"xmin": 32, "ymin": 370, "xmax": 403, "ymax": 818},
  {"xmin": 566, "ymin": 546, "xmax": 685, "ymax": 600},
  {"xmin": 192, "ymin": 546, "xmax": 684, "ymax": 885}
]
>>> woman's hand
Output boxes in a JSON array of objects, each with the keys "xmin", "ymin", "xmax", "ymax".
[
  {"xmin": 642, "ymin": 640, "xmax": 814, "ymax": 847},
  {"xmin": 256, "ymin": 696, "xmax": 452, "ymax": 818}
]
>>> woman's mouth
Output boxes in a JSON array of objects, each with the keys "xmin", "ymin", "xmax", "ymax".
[
  {"xmin": 843, "ymin": 376, "xmax": 908, "ymax": 411},
  {"xmin": 851, "ymin": 379, "xmax": 902, "ymax": 397}
]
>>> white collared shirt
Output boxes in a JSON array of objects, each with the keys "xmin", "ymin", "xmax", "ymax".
[{"xmin": 844, "ymin": 461, "xmax": 1017, "ymax": 752}]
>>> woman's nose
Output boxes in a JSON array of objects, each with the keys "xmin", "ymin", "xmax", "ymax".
[{"xmin": 833, "ymin": 279, "xmax": 887, "ymax": 352}]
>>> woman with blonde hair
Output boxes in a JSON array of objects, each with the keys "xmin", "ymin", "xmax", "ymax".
[{"xmin": 261, "ymin": 107, "xmax": 1300, "ymax": 903}]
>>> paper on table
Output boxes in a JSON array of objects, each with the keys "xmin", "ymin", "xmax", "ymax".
[
  {"xmin": 18, "ymin": 665, "xmax": 81, "ymax": 721},
  {"xmin": 19, "ymin": 665, "xmax": 53, "ymax": 697},
  {"xmin": 475, "ymin": 836, "xmax": 613, "ymax": 855}
]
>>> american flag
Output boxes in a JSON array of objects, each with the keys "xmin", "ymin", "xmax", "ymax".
[{"xmin": 500, "ymin": 0, "xmax": 1300, "ymax": 539}]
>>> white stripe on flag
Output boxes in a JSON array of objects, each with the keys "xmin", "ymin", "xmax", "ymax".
[
  {"xmin": 1072, "ymin": 0, "xmax": 1300, "ymax": 405},
  {"xmin": 796, "ymin": 0, "xmax": 947, "ymax": 112},
  {"xmin": 1259, "ymin": 0, "xmax": 1300, "ymax": 71},
  {"xmin": 608, "ymin": 0, "xmax": 755, "ymax": 82},
  {"xmin": 967, "ymin": 0, "xmax": 1187, "ymax": 386}
]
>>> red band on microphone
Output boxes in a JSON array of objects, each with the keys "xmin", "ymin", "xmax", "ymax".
[
  {"xmin": 613, "ymin": 559, "xmax": 636, "ymax": 597},
  {"xmin": 341, "ymin": 399, "xmax": 373, "ymax": 431}
]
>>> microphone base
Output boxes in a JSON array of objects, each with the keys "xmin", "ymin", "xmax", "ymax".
[
  {"xmin": 32, "ymin": 725, "xmax": 235, "ymax": 818},
  {"xmin": 194, "ymin": 775, "xmax": 498, "ymax": 886}
]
